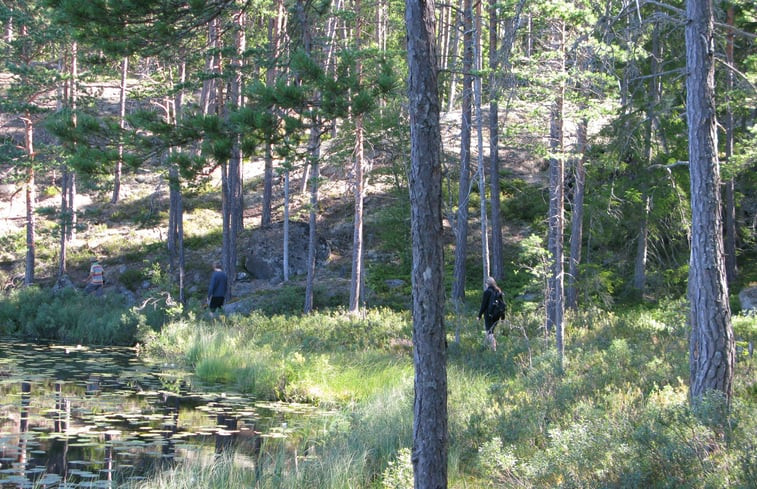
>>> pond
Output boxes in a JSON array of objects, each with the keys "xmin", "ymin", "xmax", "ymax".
[{"xmin": 0, "ymin": 340, "xmax": 318, "ymax": 488}]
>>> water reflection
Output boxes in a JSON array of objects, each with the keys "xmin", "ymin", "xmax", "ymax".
[{"xmin": 0, "ymin": 340, "xmax": 317, "ymax": 488}]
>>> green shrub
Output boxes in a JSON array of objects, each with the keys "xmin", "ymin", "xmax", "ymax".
[
  {"xmin": 119, "ymin": 267, "xmax": 147, "ymax": 291},
  {"xmin": 0, "ymin": 287, "xmax": 141, "ymax": 345}
]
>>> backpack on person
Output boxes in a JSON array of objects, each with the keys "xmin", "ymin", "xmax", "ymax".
[{"xmin": 486, "ymin": 291, "xmax": 506, "ymax": 321}]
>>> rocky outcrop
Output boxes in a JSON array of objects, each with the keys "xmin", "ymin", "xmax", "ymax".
[
  {"xmin": 738, "ymin": 286, "xmax": 757, "ymax": 312},
  {"xmin": 243, "ymin": 221, "xmax": 330, "ymax": 281}
]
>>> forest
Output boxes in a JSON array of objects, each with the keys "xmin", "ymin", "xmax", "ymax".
[{"xmin": 0, "ymin": 0, "xmax": 756, "ymax": 488}]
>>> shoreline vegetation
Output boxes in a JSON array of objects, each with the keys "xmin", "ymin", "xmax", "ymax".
[{"xmin": 1, "ymin": 289, "xmax": 755, "ymax": 488}]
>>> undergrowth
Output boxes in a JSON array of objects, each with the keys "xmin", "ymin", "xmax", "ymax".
[{"xmin": 130, "ymin": 299, "xmax": 757, "ymax": 488}]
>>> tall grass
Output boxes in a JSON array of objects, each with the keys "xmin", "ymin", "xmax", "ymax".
[
  {"xmin": 0, "ymin": 287, "xmax": 140, "ymax": 345},
  {"xmin": 135, "ymin": 300, "xmax": 755, "ymax": 488}
]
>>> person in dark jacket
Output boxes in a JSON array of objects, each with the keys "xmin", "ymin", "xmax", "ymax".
[
  {"xmin": 207, "ymin": 261, "xmax": 228, "ymax": 316},
  {"xmin": 477, "ymin": 276, "xmax": 503, "ymax": 350}
]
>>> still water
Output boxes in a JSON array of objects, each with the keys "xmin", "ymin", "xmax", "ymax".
[{"xmin": 0, "ymin": 339, "xmax": 316, "ymax": 488}]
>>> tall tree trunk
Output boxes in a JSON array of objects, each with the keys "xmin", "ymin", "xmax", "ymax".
[
  {"xmin": 445, "ymin": 0, "xmax": 463, "ymax": 113},
  {"xmin": 723, "ymin": 5, "xmax": 737, "ymax": 284},
  {"xmin": 474, "ymin": 0, "xmax": 489, "ymax": 285},
  {"xmin": 405, "ymin": 0, "xmax": 447, "ymax": 485},
  {"xmin": 633, "ymin": 25, "xmax": 662, "ymax": 294},
  {"xmin": 566, "ymin": 118, "xmax": 587, "ymax": 310},
  {"xmin": 546, "ymin": 21, "xmax": 565, "ymax": 371},
  {"xmin": 632, "ymin": 193, "xmax": 650, "ymax": 291},
  {"xmin": 112, "ymin": 57, "xmax": 128, "ymax": 204},
  {"xmin": 488, "ymin": 0, "xmax": 502, "ymax": 281},
  {"xmin": 262, "ymin": 142, "xmax": 274, "ymax": 227},
  {"xmin": 201, "ymin": 18, "xmax": 219, "ymax": 116},
  {"xmin": 67, "ymin": 41, "xmax": 78, "ymax": 244},
  {"xmin": 349, "ymin": 0, "xmax": 365, "ymax": 313},
  {"xmin": 262, "ymin": 0, "xmax": 285, "ymax": 227},
  {"xmin": 221, "ymin": 13, "xmax": 246, "ymax": 300},
  {"xmin": 488, "ymin": 0, "xmax": 526, "ymax": 281},
  {"xmin": 59, "ymin": 168, "xmax": 69, "ymax": 278},
  {"xmin": 230, "ymin": 12, "xmax": 246, "ymax": 238},
  {"xmin": 23, "ymin": 116, "xmax": 35, "ymax": 286},
  {"xmin": 685, "ymin": 0, "xmax": 734, "ymax": 407},
  {"xmin": 58, "ymin": 42, "xmax": 78, "ymax": 277},
  {"xmin": 168, "ymin": 61, "xmax": 187, "ymax": 303},
  {"xmin": 439, "ymin": 1, "xmax": 451, "ymax": 72},
  {"xmin": 451, "ymin": 0, "xmax": 473, "ymax": 301},
  {"xmin": 283, "ymin": 166, "xmax": 291, "ymax": 281},
  {"xmin": 304, "ymin": 122, "xmax": 321, "ymax": 313}
]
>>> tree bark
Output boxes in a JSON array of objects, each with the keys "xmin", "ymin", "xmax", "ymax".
[
  {"xmin": 405, "ymin": 0, "xmax": 447, "ymax": 486},
  {"xmin": 685, "ymin": 0, "xmax": 734, "ymax": 407},
  {"xmin": 686, "ymin": 0, "xmax": 735, "ymax": 405}
]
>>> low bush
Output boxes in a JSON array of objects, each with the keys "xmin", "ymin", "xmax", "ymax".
[{"xmin": 0, "ymin": 287, "xmax": 141, "ymax": 345}]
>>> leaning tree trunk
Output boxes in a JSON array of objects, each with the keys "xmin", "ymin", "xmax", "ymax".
[
  {"xmin": 685, "ymin": 0, "xmax": 734, "ymax": 408},
  {"xmin": 405, "ymin": 0, "xmax": 448, "ymax": 485}
]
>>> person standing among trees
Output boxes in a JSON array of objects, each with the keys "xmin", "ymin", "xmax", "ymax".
[
  {"xmin": 207, "ymin": 261, "xmax": 228, "ymax": 317},
  {"xmin": 84, "ymin": 257, "xmax": 105, "ymax": 296},
  {"xmin": 478, "ymin": 276, "xmax": 505, "ymax": 350}
]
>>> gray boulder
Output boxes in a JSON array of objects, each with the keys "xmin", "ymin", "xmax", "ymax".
[
  {"xmin": 223, "ymin": 297, "xmax": 256, "ymax": 316},
  {"xmin": 243, "ymin": 221, "xmax": 330, "ymax": 281},
  {"xmin": 738, "ymin": 287, "xmax": 757, "ymax": 312}
]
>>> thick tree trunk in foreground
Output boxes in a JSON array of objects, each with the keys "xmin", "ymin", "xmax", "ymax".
[
  {"xmin": 685, "ymin": 0, "xmax": 734, "ymax": 407},
  {"xmin": 405, "ymin": 0, "xmax": 448, "ymax": 486}
]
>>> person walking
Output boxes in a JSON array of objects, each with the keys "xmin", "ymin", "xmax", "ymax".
[
  {"xmin": 84, "ymin": 257, "xmax": 105, "ymax": 296},
  {"xmin": 207, "ymin": 261, "xmax": 228, "ymax": 317},
  {"xmin": 477, "ymin": 276, "xmax": 504, "ymax": 351}
]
